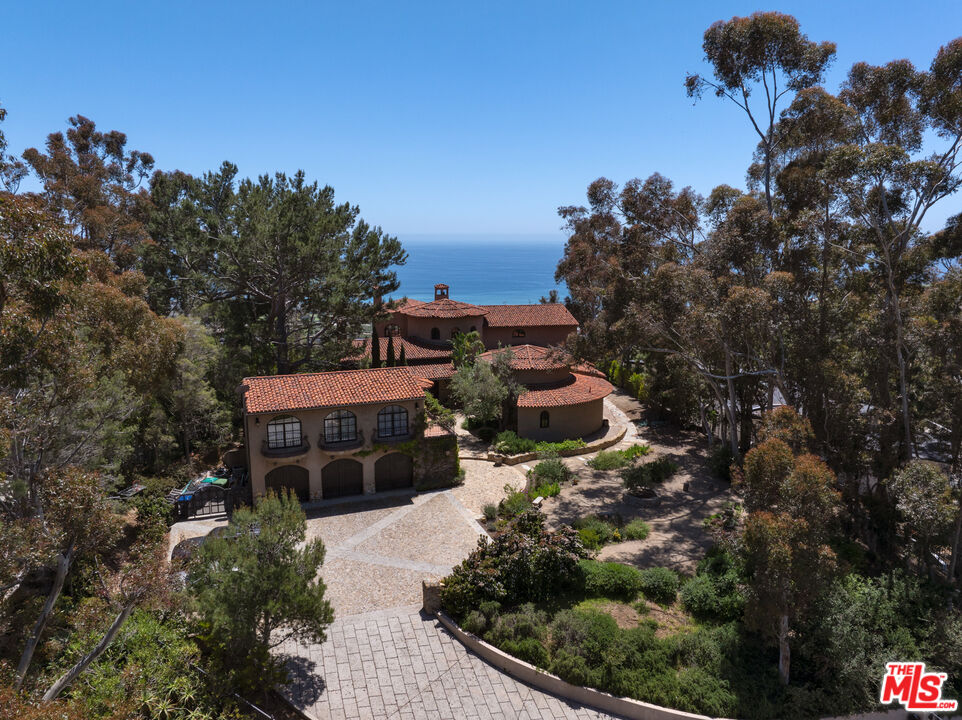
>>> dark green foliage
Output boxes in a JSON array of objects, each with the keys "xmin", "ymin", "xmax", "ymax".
[
  {"xmin": 622, "ymin": 458, "xmax": 679, "ymax": 490},
  {"xmin": 482, "ymin": 503, "xmax": 498, "ymax": 521},
  {"xmin": 187, "ymin": 490, "xmax": 334, "ymax": 691},
  {"xmin": 708, "ymin": 442, "xmax": 735, "ymax": 481},
  {"xmin": 638, "ymin": 567, "xmax": 680, "ymax": 605},
  {"xmin": 622, "ymin": 518, "xmax": 650, "ymax": 541},
  {"xmin": 579, "ymin": 559, "xmax": 642, "ymax": 600},
  {"xmin": 498, "ymin": 485, "xmax": 533, "ymax": 518},
  {"xmin": 572, "ymin": 515, "xmax": 617, "ymax": 549},
  {"xmin": 477, "ymin": 426, "xmax": 497, "ymax": 443},
  {"xmin": 494, "ymin": 430, "xmax": 537, "ymax": 454},
  {"xmin": 588, "ymin": 443, "xmax": 652, "ymax": 472},
  {"xmin": 131, "ymin": 489, "xmax": 172, "ymax": 545},
  {"xmin": 441, "ymin": 510, "xmax": 586, "ymax": 618},
  {"xmin": 681, "ymin": 549, "xmax": 745, "ymax": 621},
  {"xmin": 424, "ymin": 391, "xmax": 455, "ymax": 429},
  {"xmin": 371, "ymin": 326, "xmax": 381, "ymax": 368},
  {"xmin": 386, "ymin": 334, "xmax": 396, "ymax": 367},
  {"xmin": 528, "ymin": 457, "xmax": 572, "ymax": 485}
]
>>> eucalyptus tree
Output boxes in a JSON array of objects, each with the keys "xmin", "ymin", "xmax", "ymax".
[{"xmin": 685, "ymin": 11, "xmax": 836, "ymax": 216}]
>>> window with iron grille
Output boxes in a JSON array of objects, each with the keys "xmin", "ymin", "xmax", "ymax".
[
  {"xmin": 377, "ymin": 405, "xmax": 408, "ymax": 438},
  {"xmin": 324, "ymin": 410, "xmax": 357, "ymax": 443},
  {"xmin": 267, "ymin": 415, "xmax": 302, "ymax": 448},
  {"xmin": 540, "ymin": 411, "xmax": 550, "ymax": 428},
  {"xmin": 512, "ymin": 328, "xmax": 526, "ymax": 338}
]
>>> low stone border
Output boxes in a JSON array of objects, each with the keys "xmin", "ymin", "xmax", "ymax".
[
  {"xmin": 435, "ymin": 610, "xmax": 724, "ymax": 720},
  {"xmin": 487, "ymin": 425, "xmax": 627, "ymax": 466}
]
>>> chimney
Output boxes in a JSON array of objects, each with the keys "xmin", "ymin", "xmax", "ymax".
[{"xmin": 434, "ymin": 283, "xmax": 449, "ymax": 300}]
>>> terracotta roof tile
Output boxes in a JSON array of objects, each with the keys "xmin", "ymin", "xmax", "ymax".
[
  {"xmin": 350, "ymin": 337, "xmax": 452, "ymax": 362},
  {"xmin": 243, "ymin": 367, "xmax": 425, "ymax": 414},
  {"xmin": 478, "ymin": 344, "xmax": 570, "ymax": 371},
  {"xmin": 424, "ymin": 424, "xmax": 455, "ymax": 438},
  {"xmin": 388, "ymin": 297, "xmax": 425, "ymax": 313},
  {"xmin": 406, "ymin": 362, "xmax": 456, "ymax": 380},
  {"xmin": 398, "ymin": 297, "xmax": 489, "ymax": 319},
  {"xmin": 517, "ymin": 371, "xmax": 613, "ymax": 408},
  {"xmin": 481, "ymin": 304, "xmax": 578, "ymax": 328}
]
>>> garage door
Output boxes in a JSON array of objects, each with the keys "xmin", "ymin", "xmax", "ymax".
[
  {"xmin": 374, "ymin": 453, "xmax": 414, "ymax": 492},
  {"xmin": 265, "ymin": 465, "xmax": 309, "ymax": 502},
  {"xmin": 321, "ymin": 459, "xmax": 364, "ymax": 499}
]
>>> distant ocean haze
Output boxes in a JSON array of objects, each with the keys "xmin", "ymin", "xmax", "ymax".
[{"xmin": 391, "ymin": 234, "xmax": 569, "ymax": 305}]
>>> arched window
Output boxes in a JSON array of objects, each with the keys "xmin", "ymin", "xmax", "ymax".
[
  {"xmin": 377, "ymin": 405, "xmax": 409, "ymax": 438},
  {"xmin": 385, "ymin": 324, "xmax": 400, "ymax": 337},
  {"xmin": 324, "ymin": 409, "xmax": 357, "ymax": 444},
  {"xmin": 450, "ymin": 327, "xmax": 461, "ymax": 338},
  {"xmin": 267, "ymin": 415, "xmax": 302, "ymax": 448},
  {"xmin": 540, "ymin": 411, "xmax": 550, "ymax": 429},
  {"xmin": 512, "ymin": 328, "xmax": 526, "ymax": 338},
  {"xmin": 430, "ymin": 327, "xmax": 440, "ymax": 340}
]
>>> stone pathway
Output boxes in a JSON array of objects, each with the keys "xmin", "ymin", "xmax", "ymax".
[
  {"xmin": 276, "ymin": 488, "xmax": 622, "ymax": 719},
  {"xmin": 278, "ymin": 607, "xmax": 618, "ymax": 720}
]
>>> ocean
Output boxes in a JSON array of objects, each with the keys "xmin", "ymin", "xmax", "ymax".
[{"xmin": 391, "ymin": 234, "xmax": 569, "ymax": 305}]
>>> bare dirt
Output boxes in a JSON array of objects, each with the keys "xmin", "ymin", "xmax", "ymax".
[{"xmin": 540, "ymin": 390, "xmax": 733, "ymax": 574}]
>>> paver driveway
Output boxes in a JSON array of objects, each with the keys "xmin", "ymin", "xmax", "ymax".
[{"xmin": 276, "ymin": 488, "xmax": 622, "ymax": 720}]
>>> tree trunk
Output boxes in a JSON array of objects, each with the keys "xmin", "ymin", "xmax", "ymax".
[
  {"xmin": 949, "ymin": 497, "xmax": 962, "ymax": 601},
  {"xmin": 777, "ymin": 613, "xmax": 791, "ymax": 685},
  {"xmin": 15, "ymin": 546, "xmax": 72, "ymax": 689},
  {"xmin": 42, "ymin": 602, "xmax": 135, "ymax": 702},
  {"xmin": 725, "ymin": 348, "xmax": 739, "ymax": 457}
]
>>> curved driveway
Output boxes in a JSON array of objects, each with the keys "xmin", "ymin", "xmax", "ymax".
[{"xmin": 276, "ymin": 488, "xmax": 621, "ymax": 719}]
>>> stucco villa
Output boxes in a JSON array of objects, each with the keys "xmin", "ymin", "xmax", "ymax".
[
  {"xmin": 241, "ymin": 367, "xmax": 457, "ymax": 502},
  {"xmin": 347, "ymin": 283, "xmax": 612, "ymax": 442}
]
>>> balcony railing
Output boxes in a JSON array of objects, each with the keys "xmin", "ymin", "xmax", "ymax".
[
  {"xmin": 318, "ymin": 429, "xmax": 365, "ymax": 452},
  {"xmin": 373, "ymin": 427, "xmax": 413, "ymax": 444},
  {"xmin": 261, "ymin": 436, "xmax": 310, "ymax": 458}
]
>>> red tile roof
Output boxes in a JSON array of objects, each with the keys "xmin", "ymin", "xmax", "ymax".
[
  {"xmin": 387, "ymin": 297, "xmax": 425, "ymax": 313},
  {"xmin": 350, "ymin": 337, "xmax": 452, "ymax": 362},
  {"xmin": 406, "ymin": 362, "xmax": 456, "ymax": 380},
  {"xmin": 424, "ymin": 423, "xmax": 456, "ymax": 439},
  {"xmin": 243, "ymin": 367, "xmax": 425, "ymax": 414},
  {"xmin": 478, "ymin": 344, "xmax": 570, "ymax": 371},
  {"xmin": 398, "ymin": 297, "xmax": 489, "ymax": 319},
  {"xmin": 481, "ymin": 304, "xmax": 578, "ymax": 328},
  {"xmin": 517, "ymin": 371, "xmax": 613, "ymax": 408}
]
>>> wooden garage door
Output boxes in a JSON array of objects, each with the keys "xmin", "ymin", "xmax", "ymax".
[
  {"xmin": 265, "ymin": 465, "xmax": 309, "ymax": 502},
  {"xmin": 321, "ymin": 459, "xmax": 364, "ymax": 499},
  {"xmin": 374, "ymin": 453, "xmax": 414, "ymax": 492}
]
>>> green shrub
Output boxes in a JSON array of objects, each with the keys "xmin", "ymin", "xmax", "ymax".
[
  {"xmin": 680, "ymin": 576, "xmax": 720, "ymax": 619},
  {"xmin": 549, "ymin": 609, "xmax": 619, "ymax": 668},
  {"xmin": 494, "ymin": 430, "xmax": 537, "ymax": 454},
  {"xmin": 580, "ymin": 559, "xmax": 643, "ymax": 599},
  {"xmin": 499, "ymin": 484, "xmax": 532, "ymax": 518},
  {"xmin": 441, "ymin": 511, "xmax": 586, "ymax": 617},
  {"xmin": 485, "ymin": 603, "xmax": 548, "ymax": 646},
  {"xmin": 572, "ymin": 515, "xmax": 617, "ymax": 546},
  {"xmin": 587, "ymin": 449, "xmax": 630, "ymax": 470},
  {"xmin": 482, "ymin": 503, "xmax": 498, "ymax": 521},
  {"xmin": 502, "ymin": 637, "xmax": 551, "ymax": 668},
  {"xmin": 622, "ymin": 518, "xmax": 650, "ymax": 541},
  {"xmin": 424, "ymin": 390, "xmax": 455, "ymax": 428},
  {"xmin": 532, "ymin": 481, "xmax": 560, "ymax": 498},
  {"xmin": 639, "ymin": 567, "xmax": 679, "ymax": 605},
  {"xmin": 528, "ymin": 456, "xmax": 572, "ymax": 485},
  {"xmin": 535, "ymin": 438, "xmax": 586, "ymax": 453},
  {"xmin": 627, "ymin": 371, "xmax": 648, "ymax": 400},
  {"xmin": 549, "ymin": 649, "xmax": 592, "ymax": 685},
  {"xmin": 578, "ymin": 527, "xmax": 603, "ymax": 550},
  {"xmin": 462, "ymin": 610, "xmax": 488, "ymax": 635},
  {"xmin": 622, "ymin": 457, "xmax": 679, "ymax": 491}
]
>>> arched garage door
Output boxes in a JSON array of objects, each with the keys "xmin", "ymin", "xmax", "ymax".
[
  {"xmin": 375, "ymin": 453, "xmax": 414, "ymax": 492},
  {"xmin": 265, "ymin": 465, "xmax": 309, "ymax": 502},
  {"xmin": 321, "ymin": 459, "xmax": 363, "ymax": 499}
]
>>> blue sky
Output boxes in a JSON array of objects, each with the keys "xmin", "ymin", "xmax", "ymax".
[{"xmin": 3, "ymin": 1, "xmax": 961, "ymax": 236}]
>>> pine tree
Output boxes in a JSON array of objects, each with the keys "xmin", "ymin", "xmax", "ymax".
[
  {"xmin": 371, "ymin": 326, "xmax": 381, "ymax": 368},
  {"xmin": 386, "ymin": 335, "xmax": 396, "ymax": 367}
]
